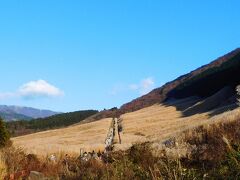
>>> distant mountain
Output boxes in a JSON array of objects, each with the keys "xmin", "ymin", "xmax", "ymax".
[
  {"xmin": 0, "ymin": 111, "xmax": 32, "ymax": 121},
  {"xmin": 0, "ymin": 105, "xmax": 60, "ymax": 121}
]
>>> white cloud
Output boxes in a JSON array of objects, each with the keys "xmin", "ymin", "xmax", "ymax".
[
  {"xmin": 110, "ymin": 77, "xmax": 155, "ymax": 96},
  {"xmin": 129, "ymin": 77, "xmax": 155, "ymax": 95},
  {"xmin": 0, "ymin": 80, "xmax": 64, "ymax": 100},
  {"xmin": 19, "ymin": 80, "xmax": 64, "ymax": 98},
  {"xmin": 109, "ymin": 84, "xmax": 125, "ymax": 96},
  {"xmin": 129, "ymin": 84, "xmax": 139, "ymax": 90},
  {"xmin": 140, "ymin": 78, "xmax": 155, "ymax": 95}
]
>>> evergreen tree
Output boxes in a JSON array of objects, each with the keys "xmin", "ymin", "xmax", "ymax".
[{"xmin": 0, "ymin": 117, "xmax": 10, "ymax": 148}]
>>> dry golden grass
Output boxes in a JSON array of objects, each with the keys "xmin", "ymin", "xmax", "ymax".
[
  {"xmin": 0, "ymin": 152, "xmax": 6, "ymax": 179},
  {"xmin": 12, "ymin": 118, "xmax": 112, "ymax": 156},
  {"xmin": 115, "ymin": 97, "xmax": 238, "ymax": 150},
  {"xmin": 12, "ymin": 96, "xmax": 238, "ymax": 156}
]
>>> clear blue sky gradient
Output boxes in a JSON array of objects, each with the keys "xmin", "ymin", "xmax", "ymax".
[{"xmin": 0, "ymin": 0, "xmax": 239, "ymax": 112}]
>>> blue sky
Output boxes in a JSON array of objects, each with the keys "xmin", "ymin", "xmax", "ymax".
[{"xmin": 0, "ymin": 0, "xmax": 239, "ymax": 112}]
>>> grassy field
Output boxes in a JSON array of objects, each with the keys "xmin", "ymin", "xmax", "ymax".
[
  {"xmin": 12, "ymin": 118, "xmax": 112, "ymax": 155},
  {"xmin": 6, "ymin": 107, "xmax": 240, "ymax": 179},
  {"xmin": 115, "ymin": 97, "xmax": 210, "ymax": 150},
  {"xmin": 6, "ymin": 97, "xmax": 240, "ymax": 179},
  {"xmin": 12, "ymin": 96, "xmax": 237, "ymax": 156}
]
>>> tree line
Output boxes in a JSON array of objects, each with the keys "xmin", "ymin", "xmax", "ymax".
[{"xmin": 6, "ymin": 110, "xmax": 98, "ymax": 137}]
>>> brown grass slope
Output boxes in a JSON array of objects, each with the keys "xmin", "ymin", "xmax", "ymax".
[
  {"xmin": 7, "ymin": 103, "xmax": 240, "ymax": 179},
  {"xmin": 13, "ymin": 87, "xmax": 237, "ymax": 156},
  {"xmin": 12, "ymin": 118, "xmax": 112, "ymax": 155},
  {"xmin": 115, "ymin": 84, "xmax": 238, "ymax": 150}
]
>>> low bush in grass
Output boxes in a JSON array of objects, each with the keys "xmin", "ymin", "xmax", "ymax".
[{"xmin": 0, "ymin": 117, "xmax": 10, "ymax": 148}]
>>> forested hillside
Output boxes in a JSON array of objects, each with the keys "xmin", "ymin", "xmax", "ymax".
[{"xmin": 6, "ymin": 110, "xmax": 98, "ymax": 136}]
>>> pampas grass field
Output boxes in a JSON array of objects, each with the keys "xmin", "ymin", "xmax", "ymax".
[
  {"xmin": 12, "ymin": 97, "xmax": 239, "ymax": 156},
  {"xmin": 1, "ymin": 97, "xmax": 240, "ymax": 179},
  {"xmin": 12, "ymin": 118, "xmax": 112, "ymax": 155}
]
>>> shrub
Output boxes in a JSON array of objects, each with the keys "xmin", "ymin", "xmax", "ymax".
[
  {"xmin": 211, "ymin": 143, "xmax": 240, "ymax": 179},
  {"xmin": 0, "ymin": 117, "xmax": 10, "ymax": 148}
]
